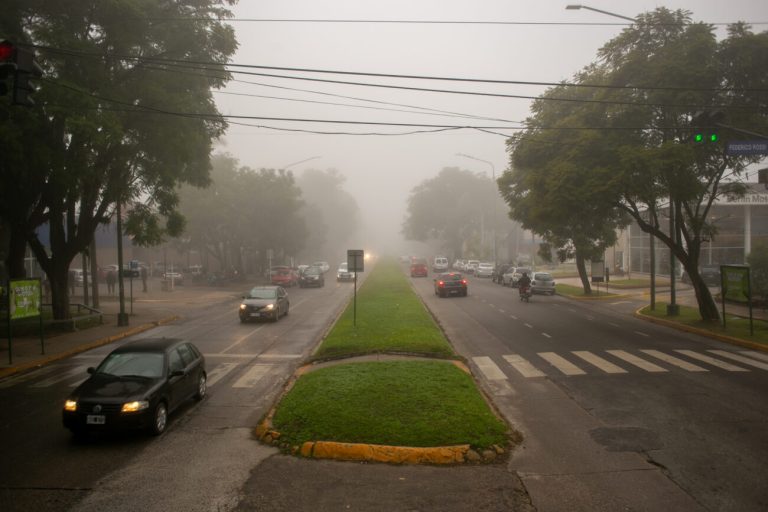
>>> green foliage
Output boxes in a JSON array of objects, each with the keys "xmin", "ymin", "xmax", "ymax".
[
  {"xmin": 272, "ymin": 361, "xmax": 509, "ymax": 449},
  {"xmin": 747, "ymin": 245, "xmax": 768, "ymax": 304},
  {"xmin": 315, "ymin": 258, "xmax": 455, "ymax": 359}
]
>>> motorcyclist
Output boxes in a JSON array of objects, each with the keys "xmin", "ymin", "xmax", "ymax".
[{"xmin": 517, "ymin": 272, "xmax": 532, "ymax": 297}]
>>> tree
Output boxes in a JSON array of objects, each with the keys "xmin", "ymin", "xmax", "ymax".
[
  {"xmin": 0, "ymin": 1, "xmax": 237, "ymax": 319},
  {"xmin": 502, "ymin": 8, "xmax": 768, "ymax": 320},
  {"xmin": 402, "ymin": 167, "xmax": 504, "ymax": 259}
]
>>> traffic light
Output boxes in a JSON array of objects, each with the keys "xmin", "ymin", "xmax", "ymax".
[
  {"xmin": 691, "ymin": 110, "xmax": 724, "ymax": 144},
  {"xmin": 0, "ymin": 40, "xmax": 43, "ymax": 106}
]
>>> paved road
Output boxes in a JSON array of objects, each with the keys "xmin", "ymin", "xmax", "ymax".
[{"xmin": 412, "ymin": 274, "xmax": 768, "ymax": 512}]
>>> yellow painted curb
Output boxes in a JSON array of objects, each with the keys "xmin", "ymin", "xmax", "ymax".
[
  {"xmin": 634, "ymin": 309, "xmax": 768, "ymax": 353},
  {"xmin": 304, "ymin": 440, "xmax": 470, "ymax": 464}
]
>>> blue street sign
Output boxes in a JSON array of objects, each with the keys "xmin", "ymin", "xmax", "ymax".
[{"xmin": 726, "ymin": 140, "xmax": 768, "ymax": 156}]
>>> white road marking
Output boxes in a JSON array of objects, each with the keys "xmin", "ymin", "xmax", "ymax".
[
  {"xmin": 634, "ymin": 331, "xmax": 650, "ymax": 337},
  {"xmin": 472, "ymin": 356, "xmax": 508, "ymax": 380},
  {"xmin": 503, "ymin": 354, "xmax": 545, "ymax": 378},
  {"xmin": 542, "ymin": 333, "xmax": 552, "ymax": 338},
  {"xmin": 606, "ymin": 350, "xmax": 667, "ymax": 372},
  {"xmin": 31, "ymin": 365, "xmax": 90, "ymax": 388},
  {"xmin": 0, "ymin": 366, "xmax": 57, "ymax": 389},
  {"xmin": 222, "ymin": 324, "xmax": 267, "ymax": 353},
  {"xmin": 741, "ymin": 351, "xmax": 768, "ymax": 363},
  {"xmin": 206, "ymin": 362, "xmax": 239, "ymax": 387},
  {"xmin": 498, "ymin": 309, "xmax": 506, "ymax": 314},
  {"xmin": 524, "ymin": 323, "xmax": 533, "ymax": 329},
  {"xmin": 586, "ymin": 316, "xmax": 595, "ymax": 321},
  {"xmin": 232, "ymin": 364, "xmax": 273, "ymax": 388},
  {"xmin": 675, "ymin": 350, "xmax": 748, "ymax": 372},
  {"xmin": 610, "ymin": 301, "xmax": 632, "ymax": 305},
  {"xmin": 709, "ymin": 350, "xmax": 768, "ymax": 370},
  {"xmin": 609, "ymin": 323, "xmax": 620, "ymax": 328},
  {"xmin": 640, "ymin": 350, "xmax": 707, "ymax": 372},
  {"xmin": 538, "ymin": 352, "xmax": 586, "ymax": 376},
  {"xmin": 510, "ymin": 315, "xmax": 518, "ymax": 320},
  {"xmin": 572, "ymin": 351, "xmax": 627, "ymax": 374}
]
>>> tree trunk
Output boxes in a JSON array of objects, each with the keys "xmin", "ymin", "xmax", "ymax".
[
  {"xmin": 576, "ymin": 252, "xmax": 592, "ymax": 294},
  {"xmin": 7, "ymin": 222, "xmax": 28, "ymax": 278},
  {"xmin": 680, "ymin": 264, "xmax": 720, "ymax": 322}
]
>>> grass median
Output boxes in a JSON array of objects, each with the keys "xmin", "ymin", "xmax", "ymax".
[{"xmin": 269, "ymin": 258, "xmax": 510, "ymax": 452}]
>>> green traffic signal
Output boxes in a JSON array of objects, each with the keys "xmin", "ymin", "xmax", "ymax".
[
  {"xmin": 710, "ymin": 133, "xmax": 718, "ymax": 142},
  {"xmin": 693, "ymin": 133, "xmax": 718, "ymax": 143},
  {"xmin": 694, "ymin": 134, "xmax": 704, "ymax": 143}
]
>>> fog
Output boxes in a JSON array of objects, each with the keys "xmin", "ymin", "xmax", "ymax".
[{"xmin": 213, "ymin": 0, "xmax": 767, "ymax": 258}]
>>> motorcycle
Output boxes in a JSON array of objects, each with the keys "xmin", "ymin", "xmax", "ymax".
[{"xmin": 519, "ymin": 285, "xmax": 532, "ymax": 302}]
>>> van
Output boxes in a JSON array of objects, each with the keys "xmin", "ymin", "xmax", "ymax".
[{"xmin": 433, "ymin": 257, "xmax": 449, "ymax": 273}]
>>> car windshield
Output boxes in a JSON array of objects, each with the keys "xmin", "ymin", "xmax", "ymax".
[
  {"xmin": 339, "ymin": 263, "xmax": 348, "ymax": 271},
  {"xmin": 442, "ymin": 273, "xmax": 463, "ymax": 281},
  {"xmin": 96, "ymin": 352, "xmax": 165, "ymax": 378},
  {"xmin": 248, "ymin": 288, "xmax": 277, "ymax": 299}
]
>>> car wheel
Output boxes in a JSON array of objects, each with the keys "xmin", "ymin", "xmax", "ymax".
[
  {"xmin": 284, "ymin": 303, "xmax": 289, "ymax": 316},
  {"xmin": 149, "ymin": 401, "xmax": 168, "ymax": 436},
  {"xmin": 273, "ymin": 307, "xmax": 280, "ymax": 322},
  {"xmin": 195, "ymin": 373, "xmax": 207, "ymax": 401}
]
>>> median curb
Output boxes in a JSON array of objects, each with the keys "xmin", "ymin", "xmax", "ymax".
[{"xmin": 633, "ymin": 308, "xmax": 768, "ymax": 353}]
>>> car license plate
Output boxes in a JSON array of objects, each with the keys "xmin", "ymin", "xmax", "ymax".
[
  {"xmin": 250, "ymin": 312, "xmax": 261, "ymax": 317},
  {"xmin": 86, "ymin": 415, "xmax": 106, "ymax": 425}
]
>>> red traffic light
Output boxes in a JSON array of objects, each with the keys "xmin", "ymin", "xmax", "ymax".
[{"xmin": 0, "ymin": 40, "xmax": 15, "ymax": 62}]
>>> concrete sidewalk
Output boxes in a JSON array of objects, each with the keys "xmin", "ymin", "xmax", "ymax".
[{"xmin": 0, "ymin": 278, "xmax": 250, "ymax": 380}]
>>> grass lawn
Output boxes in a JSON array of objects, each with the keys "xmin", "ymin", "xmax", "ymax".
[
  {"xmin": 314, "ymin": 259, "xmax": 455, "ymax": 360},
  {"xmin": 272, "ymin": 360, "xmax": 508, "ymax": 449},
  {"xmin": 555, "ymin": 283, "xmax": 621, "ymax": 298},
  {"xmin": 640, "ymin": 302, "xmax": 768, "ymax": 345}
]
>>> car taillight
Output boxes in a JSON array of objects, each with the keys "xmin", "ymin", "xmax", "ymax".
[
  {"xmin": 438, "ymin": 281, "xmax": 445, "ymax": 287},
  {"xmin": 461, "ymin": 279, "xmax": 467, "ymax": 285}
]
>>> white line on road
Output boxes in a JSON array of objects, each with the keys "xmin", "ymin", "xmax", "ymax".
[
  {"xmin": 510, "ymin": 315, "xmax": 518, "ymax": 320},
  {"xmin": 609, "ymin": 323, "xmax": 620, "ymax": 328},
  {"xmin": 206, "ymin": 362, "xmax": 239, "ymax": 387},
  {"xmin": 675, "ymin": 350, "xmax": 748, "ymax": 372},
  {"xmin": 0, "ymin": 366, "xmax": 57, "ymax": 389},
  {"xmin": 709, "ymin": 350, "xmax": 768, "ymax": 370},
  {"xmin": 222, "ymin": 325, "xmax": 266, "ymax": 353},
  {"xmin": 538, "ymin": 352, "xmax": 586, "ymax": 376},
  {"xmin": 524, "ymin": 323, "xmax": 533, "ymax": 329},
  {"xmin": 741, "ymin": 351, "xmax": 768, "ymax": 363},
  {"xmin": 472, "ymin": 356, "xmax": 508, "ymax": 380},
  {"xmin": 572, "ymin": 351, "xmax": 627, "ymax": 374},
  {"xmin": 498, "ymin": 309, "xmax": 506, "ymax": 314},
  {"xmin": 542, "ymin": 333, "xmax": 552, "ymax": 338},
  {"xmin": 32, "ymin": 365, "xmax": 89, "ymax": 388},
  {"xmin": 634, "ymin": 331, "xmax": 650, "ymax": 337},
  {"xmin": 640, "ymin": 350, "xmax": 707, "ymax": 372},
  {"xmin": 503, "ymin": 354, "xmax": 545, "ymax": 378},
  {"xmin": 606, "ymin": 350, "xmax": 667, "ymax": 372},
  {"xmin": 232, "ymin": 364, "xmax": 273, "ymax": 388}
]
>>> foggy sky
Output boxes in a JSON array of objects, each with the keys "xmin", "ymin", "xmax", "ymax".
[{"xmin": 213, "ymin": 0, "xmax": 768, "ymax": 256}]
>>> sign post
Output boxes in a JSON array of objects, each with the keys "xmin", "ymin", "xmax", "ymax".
[
  {"xmin": 720, "ymin": 265, "xmax": 753, "ymax": 335},
  {"xmin": 347, "ymin": 250, "xmax": 365, "ymax": 327},
  {"xmin": 6, "ymin": 278, "xmax": 44, "ymax": 364}
]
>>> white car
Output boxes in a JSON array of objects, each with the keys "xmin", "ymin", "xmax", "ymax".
[
  {"xmin": 312, "ymin": 261, "xmax": 330, "ymax": 273},
  {"xmin": 465, "ymin": 260, "xmax": 480, "ymax": 275},
  {"xmin": 432, "ymin": 257, "xmax": 449, "ymax": 273},
  {"xmin": 337, "ymin": 262, "xmax": 355, "ymax": 282},
  {"xmin": 475, "ymin": 262, "xmax": 494, "ymax": 278}
]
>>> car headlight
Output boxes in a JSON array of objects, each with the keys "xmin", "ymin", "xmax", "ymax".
[
  {"xmin": 239, "ymin": 304, "xmax": 247, "ymax": 310},
  {"xmin": 64, "ymin": 399, "xmax": 78, "ymax": 412},
  {"xmin": 265, "ymin": 303, "xmax": 275, "ymax": 310},
  {"xmin": 122, "ymin": 400, "xmax": 149, "ymax": 413}
]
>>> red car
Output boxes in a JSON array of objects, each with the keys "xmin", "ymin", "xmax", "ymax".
[
  {"xmin": 410, "ymin": 258, "xmax": 428, "ymax": 277},
  {"xmin": 270, "ymin": 266, "xmax": 298, "ymax": 287}
]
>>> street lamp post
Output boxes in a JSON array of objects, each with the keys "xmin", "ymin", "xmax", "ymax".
[
  {"xmin": 565, "ymin": 4, "xmax": 636, "ymax": 22},
  {"xmin": 457, "ymin": 153, "xmax": 498, "ymax": 265}
]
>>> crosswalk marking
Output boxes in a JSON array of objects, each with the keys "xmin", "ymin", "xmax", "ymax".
[
  {"xmin": 572, "ymin": 351, "xmax": 627, "ymax": 374},
  {"xmin": 472, "ymin": 356, "xmax": 507, "ymax": 380},
  {"xmin": 538, "ymin": 352, "xmax": 586, "ymax": 376},
  {"xmin": 503, "ymin": 354, "xmax": 545, "ymax": 378},
  {"xmin": 206, "ymin": 362, "xmax": 239, "ymax": 387},
  {"xmin": 675, "ymin": 350, "xmax": 748, "ymax": 372},
  {"xmin": 640, "ymin": 350, "xmax": 708, "ymax": 372},
  {"xmin": 741, "ymin": 351, "xmax": 768, "ymax": 363},
  {"xmin": 0, "ymin": 366, "xmax": 57, "ymax": 389},
  {"xmin": 606, "ymin": 350, "xmax": 667, "ymax": 372},
  {"xmin": 32, "ymin": 366, "xmax": 90, "ymax": 388},
  {"xmin": 232, "ymin": 364, "xmax": 272, "ymax": 388},
  {"xmin": 708, "ymin": 350, "xmax": 768, "ymax": 370}
]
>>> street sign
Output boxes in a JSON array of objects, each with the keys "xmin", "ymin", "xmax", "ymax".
[
  {"xmin": 347, "ymin": 249, "xmax": 365, "ymax": 272},
  {"xmin": 10, "ymin": 279, "xmax": 41, "ymax": 319},
  {"xmin": 726, "ymin": 140, "xmax": 768, "ymax": 156}
]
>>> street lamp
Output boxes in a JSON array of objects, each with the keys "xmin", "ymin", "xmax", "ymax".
[
  {"xmin": 565, "ymin": 4, "xmax": 636, "ymax": 22},
  {"xmin": 281, "ymin": 156, "xmax": 322, "ymax": 171},
  {"xmin": 456, "ymin": 153, "xmax": 498, "ymax": 264}
]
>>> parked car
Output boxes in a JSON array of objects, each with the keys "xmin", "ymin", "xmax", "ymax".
[
  {"xmin": 492, "ymin": 263, "xmax": 514, "ymax": 284},
  {"xmin": 62, "ymin": 338, "xmax": 206, "ymax": 437},
  {"xmin": 531, "ymin": 272, "xmax": 556, "ymax": 295},
  {"xmin": 432, "ymin": 257, "xmax": 449, "ymax": 273},
  {"xmin": 337, "ymin": 262, "xmax": 356, "ymax": 282},
  {"xmin": 410, "ymin": 258, "xmax": 428, "ymax": 277},
  {"xmin": 239, "ymin": 285, "xmax": 289, "ymax": 322},
  {"xmin": 163, "ymin": 271, "xmax": 184, "ymax": 285},
  {"xmin": 465, "ymin": 260, "xmax": 480, "ymax": 275},
  {"xmin": 299, "ymin": 266, "xmax": 325, "ymax": 288},
  {"xmin": 503, "ymin": 267, "xmax": 531, "ymax": 287},
  {"xmin": 453, "ymin": 259, "xmax": 464, "ymax": 270},
  {"xmin": 475, "ymin": 262, "xmax": 494, "ymax": 278},
  {"xmin": 434, "ymin": 272, "xmax": 468, "ymax": 297},
  {"xmin": 270, "ymin": 266, "xmax": 298, "ymax": 287}
]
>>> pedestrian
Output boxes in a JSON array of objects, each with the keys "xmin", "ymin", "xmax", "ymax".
[
  {"xmin": 106, "ymin": 270, "xmax": 116, "ymax": 296},
  {"xmin": 141, "ymin": 266, "xmax": 148, "ymax": 293}
]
